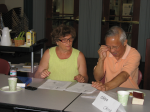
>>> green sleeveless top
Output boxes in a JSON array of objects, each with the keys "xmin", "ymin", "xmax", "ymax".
[{"xmin": 46, "ymin": 47, "xmax": 79, "ymax": 82}]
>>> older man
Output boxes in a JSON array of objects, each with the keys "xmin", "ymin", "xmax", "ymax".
[{"xmin": 92, "ymin": 26, "xmax": 141, "ymax": 91}]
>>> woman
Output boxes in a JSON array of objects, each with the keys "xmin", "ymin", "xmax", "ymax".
[{"xmin": 34, "ymin": 24, "xmax": 88, "ymax": 83}]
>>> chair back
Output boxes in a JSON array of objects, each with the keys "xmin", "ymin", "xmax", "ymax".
[
  {"xmin": 101, "ymin": 75, "xmax": 105, "ymax": 84},
  {"xmin": 0, "ymin": 58, "xmax": 10, "ymax": 75},
  {"xmin": 138, "ymin": 70, "xmax": 142, "ymax": 85}
]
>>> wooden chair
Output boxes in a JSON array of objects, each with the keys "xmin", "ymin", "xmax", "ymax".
[
  {"xmin": 0, "ymin": 58, "xmax": 10, "ymax": 75},
  {"xmin": 101, "ymin": 75, "xmax": 105, "ymax": 84},
  {"xmin": 138, "ymin": 70, "xmax": 142, "ymax": 85},
  {"xmin": 101, "ymin": 70, "xmax": 142, "ymax": 85}
]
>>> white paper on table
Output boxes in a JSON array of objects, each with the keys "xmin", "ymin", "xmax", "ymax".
[
  {"xmin": 92, "ymin": 92, "xmax": 126, "ymax": 112},
  {"xmin": 81, "ymin": 90, "xmax": 118, "ymax": 99},
  {"xmin": 92, "ymin": 92, "xmax": 120, "ymax": 112},
  {"xmin": 81, "ymin": 90, "xmax": 100, "ymax": 99},
  {"xmin": 38, "ymin": 79, "xmax": 72, "ymax": 91},
  {"xmin": 65, "ymin": 83, "xmax": 97, "ymax": 93}
]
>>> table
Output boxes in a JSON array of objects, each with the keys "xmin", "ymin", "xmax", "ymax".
[
  {"xmin": 64, "ymin": 87, "xmax": 150, "ymax": 112},
  {"xmin": 1, "ymin": 74, "xmax": 149, "ymax": 112},
  {"xmin": 0, "ymin": 74, "xmax": 81, "ymax": 112},
  {"xmin": 0, "ymin": 39, "xmax": 46, "ymax": 73}
]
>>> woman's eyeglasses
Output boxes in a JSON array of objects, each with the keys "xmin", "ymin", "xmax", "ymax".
[{"xmin": 58, "ymin": 38, "xmax": 74, "ymax": 43}]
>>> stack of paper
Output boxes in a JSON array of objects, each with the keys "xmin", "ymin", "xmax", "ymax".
[
  {"xmin": 23, "ymin": 62, "xmax": 38, "ymax": 68},
  {"xmin": 11, "ymin": 63, "xmax": 37, "ymax": 72}
]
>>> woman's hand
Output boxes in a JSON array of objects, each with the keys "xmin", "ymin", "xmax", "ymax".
[
  {"xmin": 40, "ymin": 69, "xmax": 50, "ymax": 79},
  {"xmin": 74, "ymin": 74, "xmax": 85, "ymax": 83}
]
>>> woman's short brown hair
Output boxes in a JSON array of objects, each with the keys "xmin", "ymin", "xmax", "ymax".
[{"xmin": 51, "ymin": 24, "xmax": 76, "ymax": 44}]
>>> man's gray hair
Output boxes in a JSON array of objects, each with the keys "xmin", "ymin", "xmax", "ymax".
[{"xmin": 105, "ymin": 26, "xmax": 127, "ymax": 45}]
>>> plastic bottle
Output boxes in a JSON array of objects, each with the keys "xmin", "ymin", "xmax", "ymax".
[{"xmin": 10, "ymin": 65, "xmax": 17, "ymax": 77}]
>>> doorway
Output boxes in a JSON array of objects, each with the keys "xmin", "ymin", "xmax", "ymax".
[{"xmin": 45, "ymin": 0, "xmax": 79, "ymax": 49}]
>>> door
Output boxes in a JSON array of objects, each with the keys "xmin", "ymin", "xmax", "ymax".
[{"xmin": 101, "ymin": 0, "xmax": 140, "ymax": 49}]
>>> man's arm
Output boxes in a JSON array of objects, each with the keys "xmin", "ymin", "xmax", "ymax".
[
  {"xmin": 104, "ymin": 71, "xmax": 130, "ymax": 90},
  {"xmin": 93, "ymin": 58, "xmax": 105, "ymax": 81},
  {"xmin": 93, "ymin": 45, "xmax": 108, "ymax": 81},
  {"xmin": 92, "ymin": 71, "xmax": 130, "ymax": 91}
]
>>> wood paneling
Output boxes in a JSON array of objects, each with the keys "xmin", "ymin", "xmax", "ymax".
[
  {"xmin": 101, "ymin": 0, "xmax": 110, "ymax": 45},
  {"xmin": 131, "ymin": 0, "xmax": 140, "ymax": 49},
  {"xmin": 45, "ymin": 0, "xmax": 52, "ymax": 47},
  {"xmin": 73, "ymin": 0, "xmax": 79, "ymax": 49}
]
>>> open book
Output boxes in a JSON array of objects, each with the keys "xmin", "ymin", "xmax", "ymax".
[
  {"xmin": 38, "ymin": 79, "xmax": 72, "ymax": 91},
  {"xmin": 38, "ymin": 79, "xmax": 97, "ymax": 94}
]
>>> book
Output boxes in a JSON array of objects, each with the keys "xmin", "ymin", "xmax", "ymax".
[
  {"xmin": 17, "ymin": 77, "xmax": 25, "ymax": 87},
  {"xmin": 132, "ymin": 92, "xmax": 144, "ymax": 105},
  {"xmin": 23, "ymin": 62, "xmax": 38, "ymax": 68},
  {"xmin": 17, "ymin": 76, "xmax": 32, "ymax": 87}
]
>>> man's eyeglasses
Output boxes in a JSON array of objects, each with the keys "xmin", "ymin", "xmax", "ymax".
[
  {"xmin": 106, "ymin": 44, "xmax": 121, "ymax": 50},
  {"xmin": 58, "ymin": 38, "xmax": 74, "ymax": 43}
]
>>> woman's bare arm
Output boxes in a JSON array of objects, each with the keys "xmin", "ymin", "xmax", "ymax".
[
  {"xmin": 75, "ymin": 52, "xmax": 88, "ymax": 83},
  {"xmin": 34, "ymin": 49, "xmax": 50, "ymax": 78}
]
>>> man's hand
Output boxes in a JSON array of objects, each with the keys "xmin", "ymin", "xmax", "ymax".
[
  {"xmin": 98, "ymin": 45, "xmax": 108, "ymax": 61},
  {"xmin": 93, "ymin": 45, "xmax": 108, "ymax": 82},
  {"xmin": 92, "ymin": 81, "xmax": 108, "ymax": 91},
  {"xmin": 40, "ymin": 69, "xmax": 50, "ymax": 79},
  {"xmin": 74, "ymin": 74, "xmax": 85, "ymax": 83}
]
